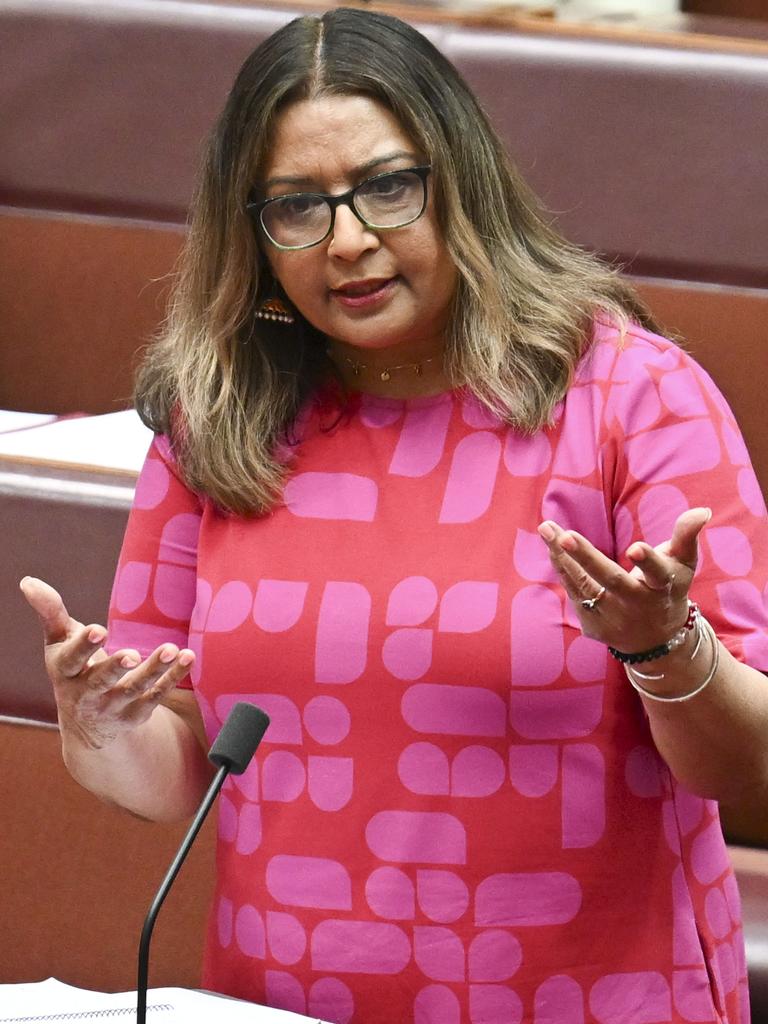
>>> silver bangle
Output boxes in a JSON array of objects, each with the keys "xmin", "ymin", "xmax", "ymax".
[{"xmin": 624, "ymin": 616, "xmax": 720, "ymax": 703}]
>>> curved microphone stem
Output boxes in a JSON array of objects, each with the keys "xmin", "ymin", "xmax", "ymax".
[{"xmin": 136, "ymin": 763, "xmax": 229, "ymax": 1024}]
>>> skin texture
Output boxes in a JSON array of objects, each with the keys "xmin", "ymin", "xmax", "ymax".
[{"xmin": 262, "ymin": 95, "xmax": 458, "ymax": 398}]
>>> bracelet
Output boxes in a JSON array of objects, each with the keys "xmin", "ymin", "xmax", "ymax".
[
  {"xmin": 608, "ymin": 602, "xmax": 699, "ymax": 664},
  {"xmin": 624, "ymin": 615, "xmax": 720, "ymax": 703}
]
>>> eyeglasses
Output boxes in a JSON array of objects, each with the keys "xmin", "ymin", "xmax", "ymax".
[{"xmin": 248, "ymin": 165, "xmax": 431, "ymax": 251}]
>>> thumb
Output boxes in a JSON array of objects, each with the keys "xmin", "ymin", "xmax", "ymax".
[
  {"xmin": 667, "ymin": 507, "xmax": 712, "ymax": 568},
  {"xmin": 19, "ymin": 577, "xmax": 78, "ymax": 645}
]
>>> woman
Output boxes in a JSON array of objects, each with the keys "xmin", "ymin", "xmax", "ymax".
[{"xmin": 21, "ymin": 8, "xmax": 768, "ymax": 1023}]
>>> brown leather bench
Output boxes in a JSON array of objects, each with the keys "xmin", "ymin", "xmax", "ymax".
[
  {"xmin": 1, "ymin": 0, "xmax": 766, "ymax": 1009},
  {"xmin": 0, "ymin": 462, "xmax": 216, "ymax": 991}
]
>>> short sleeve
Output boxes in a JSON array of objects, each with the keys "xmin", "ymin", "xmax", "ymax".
[
  {"xmin": 106, "ymin": 435, "xmax": 203, "ymax": 688},
  {"xmin": 601, "ymin": 327, "xmax": 768, "ymax": 671}
]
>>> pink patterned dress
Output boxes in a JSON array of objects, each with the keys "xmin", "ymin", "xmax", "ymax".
[{"xmin": 108, "ymin": 323, "xmax": 768, "ymax": 1024}]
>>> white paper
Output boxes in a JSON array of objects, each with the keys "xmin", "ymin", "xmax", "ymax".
[
  {"xmin": 0, "ymin": 410, "xmax": 154, "ymax": 474},
  {"xmin": 0, "ymin": 977, "xmax": 329, "ymax": 1022},
  {"xmin": 0, "ymin": 411, "xmax": 57, "ymax": 433}
]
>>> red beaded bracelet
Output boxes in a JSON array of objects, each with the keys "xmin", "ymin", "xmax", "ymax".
[{"xmin": 608, "ymin": 602, "xmax": 699, "ymax": 665}]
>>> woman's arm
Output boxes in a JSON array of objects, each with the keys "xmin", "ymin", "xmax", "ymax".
[
  {"xmin": 539, "ymin": 509, "xmax": 768, "ymax": 805},
  {"xmin": 21, "ymin": 576, "xmax": 214, "ymax": 823},
  {"xmin": 61, "ymin": 694, "xmax": 214, "ymax": 824}
]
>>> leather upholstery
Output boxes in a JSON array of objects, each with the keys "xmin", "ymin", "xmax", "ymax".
[{"xmin": 1, "ymin": 3, "xmax": 766, "ymax": 285}]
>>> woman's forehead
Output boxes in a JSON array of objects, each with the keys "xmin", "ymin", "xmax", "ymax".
[{"xmin": 261, "ymin": 94, "xmax": 420, "ymax": 185}]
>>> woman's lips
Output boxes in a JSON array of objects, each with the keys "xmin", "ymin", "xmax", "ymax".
[{"xmin": 330, "ymin": 277, "xmax": 398, "ymax": 309}]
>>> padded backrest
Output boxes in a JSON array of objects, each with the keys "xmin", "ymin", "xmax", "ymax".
[
  {"xmin": 0, "ymin": 720, "xmax": 215, "ymax": 990},
  {"xmin": 2, "ymin": 3, "xmax": 767, "ymax": 288}
]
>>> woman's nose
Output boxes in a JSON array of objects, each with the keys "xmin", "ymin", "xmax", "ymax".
[{"xmin": 327, "ymin": 203, "xmax": 379, "ymax": 260}]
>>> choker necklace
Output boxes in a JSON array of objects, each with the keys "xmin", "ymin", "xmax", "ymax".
[{"xmin": 333, "ymin": 352, "xmax": 439, "ymax": 383}]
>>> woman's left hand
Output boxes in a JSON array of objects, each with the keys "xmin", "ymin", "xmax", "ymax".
[{"xmin": 537, "ymin": 507, "xmax": 712, "ymax": 654}]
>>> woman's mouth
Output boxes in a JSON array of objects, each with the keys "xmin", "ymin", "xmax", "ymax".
[{"xmin": 330, "ymin": 277, "xmax": 398, "ymax": 308}]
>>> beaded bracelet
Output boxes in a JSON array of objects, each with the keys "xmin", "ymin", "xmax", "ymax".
[
  {"xmin": 623, "ymin": 615, "xmax": 720, "ymax": 704},
  {"xmin": 608, "ymin": 602, "xmax": 699, "ymax": 665}
]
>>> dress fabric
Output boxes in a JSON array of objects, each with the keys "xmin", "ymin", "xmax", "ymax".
[{"xmin": 108, "ymin": 323, "xmax": 768, "ymax": 1024}]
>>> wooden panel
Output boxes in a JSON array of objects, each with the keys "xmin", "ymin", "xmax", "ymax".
[
  {"xmin": 634, "ymin": 277, "xmax": 768, "ymax": 499},
  {"xmin": 635, "ymin": 277, "xmax": 768, "ymax": 850},
  {"xmin": 0, "ymin": 487, "xmax": 129, "ymax": 724},
  {"xmin": 682, "ymin": 0, "xmax": 768, "ymax": 21},
  {"xmin": 0, "ymin": 721, "xmax": 214, "ymax": 990},
  {"xmin": 0, "ymin": 210, "xmax": 183, "ymax": 415},
  {"xmin": 2, "ymin": 5, "xmax": 767, "ymax": 282}
]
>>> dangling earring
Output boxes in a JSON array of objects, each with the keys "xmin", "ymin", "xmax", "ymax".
[{"xmin": 255, "ymin": 296, "xmax": 295, "ymax": 324}]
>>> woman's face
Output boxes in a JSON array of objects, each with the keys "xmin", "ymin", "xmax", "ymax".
[{"xmin": 259, "ymin": 94, "xmax": 458, "ymax": 362}]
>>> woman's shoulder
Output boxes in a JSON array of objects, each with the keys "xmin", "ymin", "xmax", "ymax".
[
  {"xmin": 133, "ymin": 430, "xmax": 208, "ymax": 510},
  {"xmin": 141, "ymin": 431, "xmax": 186, "ymax": 476},
  {"xmin": 572, "ymin": 317, "xmax": 745, "ymax": 459},
  {"xmin": 576, "ymin": 318, "xmax": 686, "ymax": 385}
]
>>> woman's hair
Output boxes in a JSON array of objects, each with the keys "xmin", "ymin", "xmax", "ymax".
[{"xmin": 136, "ymin": 6, "xmax": 661, "ymax": 515}]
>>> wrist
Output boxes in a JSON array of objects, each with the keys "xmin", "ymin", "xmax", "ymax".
[
  {"xmin": 608, "ymin": 602, "xmax": 698, "ymax": 665},
  {"xmin": 622, "ymin": 615, "xmax": 720, "ymax": 704}
]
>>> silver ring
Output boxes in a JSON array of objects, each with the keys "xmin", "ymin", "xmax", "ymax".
[{"xmin": 581, "ymin": 585, "xmax": 606, "ymax": 611}]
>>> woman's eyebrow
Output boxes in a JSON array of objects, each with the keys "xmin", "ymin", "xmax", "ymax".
[{"xmin": 263, "ymin": 150, "xmax": 420, "ymax": 190}]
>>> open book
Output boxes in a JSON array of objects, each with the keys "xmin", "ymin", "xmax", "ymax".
[{"xmin": 0, "ymin": 978, "xmax": 329, "ymax": 1023}]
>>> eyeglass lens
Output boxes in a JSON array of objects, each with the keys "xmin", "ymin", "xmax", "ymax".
[{"xmin": 260, "ymin": 169, "xmax": 426, "ymax": 249}]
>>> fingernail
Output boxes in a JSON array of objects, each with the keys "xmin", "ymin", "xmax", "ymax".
[
  {"xmin": 178, "ymin": 652, "xmax": 194, "ymax": 667},
  {"xmin": 88, "ymin": 629, "xmax": 105, "ymax": 644},
  {"xmin": 704, "ymin": 508, "xmax": 713, "ymax": 522},
  {"xmin": 560, "ymin": 533, "xmax": 577, "ymax": 552},
  {"xmin": 159, "ymin": 647, "xmax": 177, "ymax": 664},
  {"xmin": 538, "ymin": 522, "xmax": 556, "ymax": 542},
  {"xmin": 121, "ymin": 655, "xmax": 139, "ymax": 669}
]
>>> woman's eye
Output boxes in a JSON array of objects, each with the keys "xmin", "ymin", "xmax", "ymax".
[
  {"xmin": 367, "ymin": 174, "xmax": 408, "ymax": 197},
  {"xmin": 277, "ymin": 195, "xmax": 322, "ymax": 218}
]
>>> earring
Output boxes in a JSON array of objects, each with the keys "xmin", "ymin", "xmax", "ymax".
[{"xmin": 255, "ymin": 297, "xmax": 295, "ymax": 324}]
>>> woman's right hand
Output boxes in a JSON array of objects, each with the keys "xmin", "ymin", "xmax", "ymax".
[{"xmin": 19, "ymin": 576, "xmax": 195, "ymax": 751}]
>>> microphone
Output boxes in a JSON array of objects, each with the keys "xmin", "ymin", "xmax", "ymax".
[{"xmin": 137, "ymin": 701, "xmax": 270, "ymax": 1023}]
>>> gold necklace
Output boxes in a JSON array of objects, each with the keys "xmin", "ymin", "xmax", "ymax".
[{"xmin": 336, "ymin": 353, "xmax": 439, "ymax": 383}]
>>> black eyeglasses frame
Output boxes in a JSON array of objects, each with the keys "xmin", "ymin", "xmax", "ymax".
[{"xmin": 247, "ymin": 165, "xmax": 432, "ymax": 251}]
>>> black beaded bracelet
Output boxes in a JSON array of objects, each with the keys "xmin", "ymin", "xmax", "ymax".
[{"xmin": 608, "ymin": 602, "xmax": 699, "ymax": 664}]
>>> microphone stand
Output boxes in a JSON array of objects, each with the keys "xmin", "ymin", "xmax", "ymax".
[
  {"xmin": 134, "ymin": 700, "xmax": 269, "ymax": 1023},
  {"xmin": 136, "ymin": 764, "xmax": 228, "ymax": 1024}
]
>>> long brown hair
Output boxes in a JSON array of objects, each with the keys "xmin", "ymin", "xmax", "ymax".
[{"xmin": 136, "ymin": 7, "xmax": 661, "ymax": 515}]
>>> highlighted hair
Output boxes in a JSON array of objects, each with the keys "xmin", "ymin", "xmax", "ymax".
[{"xmin": 136, "ymin": 7, "xmax": 660, "ymax": 514}]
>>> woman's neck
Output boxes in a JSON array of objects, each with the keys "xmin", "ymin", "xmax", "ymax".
[{"xmin": 326, "ymin": 339, "xmax": 452, "ymax": 398}]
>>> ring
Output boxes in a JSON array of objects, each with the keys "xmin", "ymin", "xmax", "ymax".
[{"xmin": 581, "ymin": 585, "xmax": 606, "ymax": 611}]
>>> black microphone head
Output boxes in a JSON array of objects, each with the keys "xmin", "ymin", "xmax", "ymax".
[{"xmin": 208, "ymin": 702, "xmax": 270, "ymax": 775}]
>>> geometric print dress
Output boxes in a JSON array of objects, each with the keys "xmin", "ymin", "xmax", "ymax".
[{"xmin": 108, "ymin": 322, "xmax": 768, "ymax": 1024}]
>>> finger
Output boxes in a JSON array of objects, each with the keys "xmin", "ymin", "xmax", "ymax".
[
  {"xmin": 19, "ymin": 577, "xmax": 77, "ymax": 645},
  {"xmin": 624, "ymin": 542, "xmax": 679, "ymax": 592},
  {"xmin": 55, "ymin": 623, "xmax": 110, "ymax": 679},
  {"xmin": 539, "ymin": 521, "xmax": 631, "ymax": 597},
  {"xmin": 81, "ymin": 647, "xmax": 144, "ymax": 689},
  {"xmin": 112, "ymin": 645, "xmax": 194, "ymax": 700},
  {"xmin": 81, "ymin": 644, "xmax": 173, "ymax": 691},
  {"xmin": 667, "ymin": 507, "xmax": 711, "ymax": 567},
  {"xmin": 142, "ymin": 655, "xmax": 196, "ymax": 703},
  {"xmin": 538, "ymin": 522, "xmax": 611, "ymax": 611}
]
